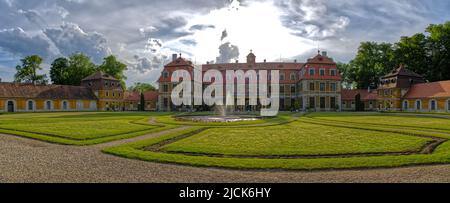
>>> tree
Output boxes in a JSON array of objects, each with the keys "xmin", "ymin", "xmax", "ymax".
[
  {"xmin": 348, "ymin": 42, "xmax": 395, "ymax": 89},
  {"xmin": 66, "ymin": 53, "xmax": 97, "ymax": 86},
  {"xmin": 49, "ymin": 57, "xmax": 70, "ymax": 85},
  {"xmin": 98, "ymin": 55, "xmax": 127, "ymax": 87},
  {"xmin": 128, "ymin": 82, "xmax": 157, "ymax": 92},
  {"xmin": 426, "ymin": 22, "xmax": 450, "ymax": 82},
  {"xmin": 394, "ymin": 33, "xmax": 430, "ymax": 80},
  {"xmin": 14, "ymin": 55, "xmax": 47, "ymax": 84},
  {"xmin": 139, "ymin": 93, "xmax": 145, "ymax": 111}
]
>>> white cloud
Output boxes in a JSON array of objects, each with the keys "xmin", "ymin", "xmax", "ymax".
[{"xmin": 43, "ymin": 23, "xmax": 111, "ymax": 64}]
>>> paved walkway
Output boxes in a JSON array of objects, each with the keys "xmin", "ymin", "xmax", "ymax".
[{"xmin": 1, "ymin": 130, "xmax": 450, "ymax": 183}]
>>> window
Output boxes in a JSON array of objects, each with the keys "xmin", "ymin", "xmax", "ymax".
[
  {"xmin": 430, "ymin": 100, "xmax": 437, "ymax": 111},
  {"xmin": 290, "ymin": 73, "xmax": 296, "ymax": 81},
  {"xmin": 106, "ymin": 91, "xmax": 109, "ymax": 97},
  {"xmin": 330, "ymin": 83, "xmax": 337, "ymax": 92},
  {"xmin": 320, "ymin": 83, "xmax": 325, "ymax": 91},
  {"xmin": 104, "ymin": 81, "xmax": 109, "ymax": 87},
  {"xmin": 280, "ymin": 85, "xmax": 285, "ymax": 94},
  {"xmin": 320, "ymin": 97, "xmax": 325, "ymax": 109},
  {"xmin": 163, "ymin": 84, "xmax": 169, "ymax": 92},
  {"xmin": 403, "ymin": 101, "xmax": 409, "ymax": 110},
  {"xmin": 280, "ymin": 74, "xmax": 285, "ymax": 81},
  {"xmin": 309, "ymin": 82, "xmax": 315, "ymax": 91},
  {"xmin": 416, "ymin": 100, "xmax": 422, "ymax": 110},
  {"xmin": 163, "ymin": 71, "xmax": 169, "ymax": 78},
  {"xmin": 62, "ymin": 101, "xmax": 68, "ymax": 110},
  {"xmin": 319, "ymin": 69, "xmax": 325, "ymax": 76},
  {"xmin": 88, "ymin": 82, "xmax": 92, "ymax": 87},
  {"xmin": 309, "ymin": 97, "xmax": 315, "ymax": 109},
  {"xmin": 384, "ymin": 90, "xmax": 389, "ymax": 96},
  {"xmin": 291, "ymin": 85, "xmax": 296, "ymax": 93},
  {"xmin": 46, "ymin": 101, "xmax": 52, "ymax": 110},
  {"xmin": 330, "ymin": 69, "xmax": 336, "ymax": 76},
  {"xmin": 309, "ymin": 68, "xmax": 315, "ymax": 76},
  {"xmin": 331, "ymin": 97, "xmax": 336, "ymax": 109},
  {"xmin": 448, "ymin": 100, "xmax": 450, "ymax": 111},
  {"xmin": 28, "ymin": 101, "xmax": 34, "ymax": 111},
  {"xmin": 112, "ymin": 92, "xmax": 115, "ymax": 97}
]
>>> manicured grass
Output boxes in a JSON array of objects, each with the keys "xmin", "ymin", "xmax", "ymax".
[
  {"xmin": 307, "ymin": 112, "xmax": 450, "ymax": 133},
  {"xmin": 160, "ymin": 122, "xmax": 431, "ymax": 156},
  {"xmin": 103, "ymin": 113, "xmax": 450, "ymax": 170},
  {"xmin": 0, "ymin": 112, "xmax": 175, "ymax": 145}
]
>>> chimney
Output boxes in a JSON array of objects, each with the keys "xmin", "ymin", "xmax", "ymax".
[
  {"xmin": 321, "ymin": 51, "xmax": 327, "ymax": 57},
  {"xmin": 206, "ymin": 61, "xmax": 210, "ymax": 64},
  {"xmin": 263, "ymin": 59, "xmax": 266, "ymax": 63},
  {"xmin": 172, "ymin": 54, "xmax": 178, "ymax": 61},
  {"xmin": 235, "ymin": 60, "xmax": 239, "ymax": 63},
  {"xmin": 294, "ymin": 59, "xmax": 297, "ymax": 63}
]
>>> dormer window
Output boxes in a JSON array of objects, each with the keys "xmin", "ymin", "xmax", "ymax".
[
  {"xmin": 104, "ymin": 81, "xmax": 109, "ymax": 87},
  {"xmin": 88, "ymin": 82, "xmax": 92, "ymax": 87},
  {"xmin": 163, "ymin": 71, "xmax": 169, "ymax": 78}
]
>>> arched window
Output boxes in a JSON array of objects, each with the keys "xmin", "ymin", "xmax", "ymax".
[
  {"xmin": 403, "ymin": 100, "xmax": 408, "ymax": 110},
  {"xmin": 62, "ymin": 101, "xmax": 68, "ymax": 110},
  {"xmin": 27, "ymin": 100, "xmax": 34, "ymax": 111},
  {"xmin": 45, "ymin": 101, "xmax": 52, "ymax": 110},
  {"xmin": 416, "ymin": 100, "xmax": 422, "ymax": 110},
  {"xmin": 447, "ymin": 99, "xmax": 450, "ymax": 111},
  {"xmin": 430, "ymin": 100, "xmax": 437, "ymax": 111}
]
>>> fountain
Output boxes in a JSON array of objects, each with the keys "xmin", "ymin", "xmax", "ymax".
[{"xmin": 175, "ymin": 92, "xmax": 262, "ymax": 123}]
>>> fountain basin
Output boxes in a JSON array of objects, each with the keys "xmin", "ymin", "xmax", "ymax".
[{"xmin": 175, "ymin": 115, "xmax": 263, "ymax": 123}]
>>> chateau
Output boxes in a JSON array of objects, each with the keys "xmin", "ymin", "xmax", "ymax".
[
  {"xmin": 0, "ymin": 71, "xmax": 157, "ymax": 112},
  {"xmin": 1, "ymin": 51, "xmax": 450, "ymax": 113},
  {"xmin": 158, "ymin": 51, "xmax": 450, "ymax": 113}
]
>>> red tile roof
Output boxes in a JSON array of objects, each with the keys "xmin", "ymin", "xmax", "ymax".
[
  {"xmin": 82, "ymin": 71, "xmax": 118, "ymax": 81},
  {"xmin": 404, "ymin": 80, "xmax": 450, "ymax": 99},
  {"xmin": 341, "ymin": 89, "xmax": 378, "ymax": 101},
  {"xmin": 124, "ymin": 91, "xmax": 159, "ymax": 101},
  {"xmin": 306, "ymin": 54, "xmax": 335, "ymax": 65},
  {"xmin": 0, "ymin": 82, "xmax": 97, "ymax": 100}
]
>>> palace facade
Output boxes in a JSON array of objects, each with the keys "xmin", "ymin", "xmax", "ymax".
[{"xmin": 158, "ymin": 51, "xmax": 342, "ymax": 111}]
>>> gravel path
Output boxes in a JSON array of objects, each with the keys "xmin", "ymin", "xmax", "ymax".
[{"xmin": 1, "ymin": 131, "xmax": 450, "ymax": 183}]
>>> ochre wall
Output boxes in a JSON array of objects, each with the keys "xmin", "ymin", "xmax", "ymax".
[{"xmin": 0, "ymin": 99, "xmax": 4, "ymax": 110}]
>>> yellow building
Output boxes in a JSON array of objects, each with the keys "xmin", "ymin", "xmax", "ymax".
[{"xmin": 0, "ymin": 71, "xmax": 128, "ymax": 112}]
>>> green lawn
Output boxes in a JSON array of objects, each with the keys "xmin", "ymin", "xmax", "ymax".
[
  {"xmin": 160, "ymin": 122, "xmax": 431, "ymax": 156},
  {"xmin": 103, "ymin": 113, "xmax": 450, "ymax": 170},
  {"xmin": 0, "ymin": 112, "xmax": 174, "ymax": 145}
]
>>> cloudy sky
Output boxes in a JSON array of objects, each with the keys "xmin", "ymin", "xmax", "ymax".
[{"xmin": 0, "ymin": 0, "xmax": 449, "ymax": 86}]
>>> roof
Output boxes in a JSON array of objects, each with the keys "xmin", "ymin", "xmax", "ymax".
[
  {"xmin": 341, "ymin": 89, "xmax": 378, "ymax": 101},
  {"xmin": 202, "ymin": 62, "xmax": 304, "ymax": 71},
  {"xmin": 404, "ymin": 80, "xmax": 450, "ymax": 99},
  {"xmin": 124, "ymin": 91, "xmax": 159, "ymax": 101},
  {"xmin": 164, "ymin": 57, "xmax": 193, "ymax": 67},
  {"xmin": 82, "ymin": 71, "xmax": 118, "ymax": 81},
  {"xmin": 0, "ymin": 82, "xmax": 98, "ymax": 100},
  {"xmin": 382, "ymin": 65, "xmax": 423, "ymax": 79},
  {"xmin": 306, "ymin": 53, "xmax": 335, "ymax": 65}
]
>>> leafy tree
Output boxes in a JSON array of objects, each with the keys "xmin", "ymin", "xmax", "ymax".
[
  {"xmin": 394, "ymin": 33, "xmax": 430, "ymax": 80},
  {"xmin": 49, "ymin": 57, "xmax": 70, "ymax": 85},
  {"xmin": 128, "ymin": 82, "xmax": 157, "ymax": 92},
  {"xmin": 426, "ymin": 22, "xmax": 450, "ymax": 82},
  {"xmin": 349, "ymin": 42, "xmax": 395, "ymax": 89},
  {"xmin": 139, "ymin": 93, "xmax": 145, "ymax": 111},
  {"xmin": 14, "ymin": 55, "xmax": 47, "ymax": 84},
  {"xmin": 66, "ymin": 53, "xmax": 97, "ymax": 86},
  {"xmin": 98, "ymin": 55, "xmax": 127, "ymax": 88}
]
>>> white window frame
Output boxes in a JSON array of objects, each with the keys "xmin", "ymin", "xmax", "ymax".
[
  {"xmin": 415, "ymin": 99, "xmax": 422, "ymax": 110},
  {"xmin": 5, "ymin": 100, "xmax": 16, "ymax": 112},
  {"xmin": 61, "ymin": 100, "xmax": 69, "ymax": 110},
  {"xmin": 319, "ymin": 68, "xmax": 325, "ymax": 76},
  {"xmin": 403, "ymin": 100, "xmax": 409, "ymax": 110},
  {"xmin": 45, "ymin": 100, "xmax": 53, "ymax": 111},
  {"xmin": 26, "ymin": 100, "xmax": 36, "ymax": 111},
  {"xmin": 429, "ymin": 99, "xmax": 437, "ymax": 111}
]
